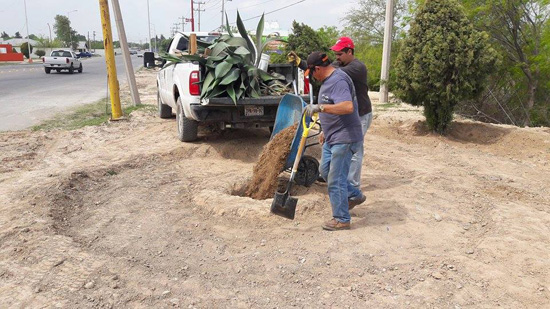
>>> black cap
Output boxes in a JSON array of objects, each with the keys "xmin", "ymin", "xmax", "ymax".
[{"xmin": 306, "ymin": 51, "xmax": 330, "ymax": 69}]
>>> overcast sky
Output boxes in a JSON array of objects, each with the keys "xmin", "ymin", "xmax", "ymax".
[{"xmin": 0, "ymin": 0, "xmax": 355, "ymax": 43}]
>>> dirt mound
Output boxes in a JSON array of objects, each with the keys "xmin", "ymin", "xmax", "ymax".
[{"xmin": 245, "ymin": 124, "xmax": 297, "ymax": 200}]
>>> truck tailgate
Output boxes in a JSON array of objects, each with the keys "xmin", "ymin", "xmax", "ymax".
[{"xmin": 205, "ymin": 95, "xmax": 310, "ymax": 106}]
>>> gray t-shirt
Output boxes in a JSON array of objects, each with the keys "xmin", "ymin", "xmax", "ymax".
[
  {"xmin": 333, "ymin": 59, "xmax": 372, "ymax": 116},
  {"xmin": 318, "ymin": 69, "xmax": 363, "ymax": 145}
]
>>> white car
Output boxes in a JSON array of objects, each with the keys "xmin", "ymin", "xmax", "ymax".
[{"xmin": 43, "ymin": 50, "xmax": 82, "ymax": 74}]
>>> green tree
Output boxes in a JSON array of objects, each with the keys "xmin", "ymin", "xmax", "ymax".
[
  {"xmin": 21, "ymin": 42, "xmax": 33, "ymax": 59},
  {"xmin": 14, "ymin": 31, "xmax": 22, "ymax": 38},
  {"xmin": 343, "ymin": 0, "xmax": 410, "ymax": 45},
  {"xmin": 460, "ymin": 0, "xmax": 550, "ymax": 126},
  {"xmin": 1, "ymin": 31, "xmax": 9, "ymax": 39},
  {"xmin": 54, "ymin": 14, "xmax": 78, "ymax": 48},
  {"xmin": 35, "ymin": 50, "xmax": 46, "ymax": 57},
  {"xmin": 395, "ymin": 0, "xmax": 498, "ymax": 133}
]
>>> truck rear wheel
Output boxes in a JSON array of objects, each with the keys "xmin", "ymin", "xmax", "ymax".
[
  {"xmin": 45, "ymin": 67, "xmax": 51, "ymax": 74},
  {"xmin": 68, "ymin": 64, "xmax": 74, "ymax": 74},
  {"xmin": 176, "ymin": 97, "xmax": 198, "ymax": 142},
  {"xmin": 158, "ymin": 89, "xmax": 172, "ymax": 118},
  {"xmin": 78, "ymin": 64, "xmax": 83, "ymax": 73}
]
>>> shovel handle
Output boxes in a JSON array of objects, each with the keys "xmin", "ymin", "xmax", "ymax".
[{"xmin": 291, "ymin": 113, "xmax": 317, "ymax": 174}]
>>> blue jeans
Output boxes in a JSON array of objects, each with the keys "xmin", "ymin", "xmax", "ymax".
[
  {"xmin": 348, "ymin": 112, "xmax": 373, "ymax": 190},
  {"xmin": 319, "ymin": 142, "xmax": 363, "ymax": 223}
]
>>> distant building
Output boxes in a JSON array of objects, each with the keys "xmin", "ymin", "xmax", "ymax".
[
  {"xmin": 0, "ymin": 44, "xmax": 24, "ymax": 61},
  {"xmin": 0, "ymin": 38, "xmax": 39, "ymax": 48},
  {"xmin": 76, "ymin": 41, "xmax": 89, "ymax": 53}
]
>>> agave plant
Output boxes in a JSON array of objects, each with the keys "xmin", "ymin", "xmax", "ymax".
[{"xmin": 161, "ymin": 11, "xmax": 289, "ymax": 104}]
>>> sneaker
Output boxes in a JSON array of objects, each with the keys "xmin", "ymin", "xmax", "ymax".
[
  {"xmin": 322, "ymin": 218, "xmax": 351, "ymax": 231},
  {"xmin": 348, "ymin": 194, "xmax": 366, "ymax": 210}
]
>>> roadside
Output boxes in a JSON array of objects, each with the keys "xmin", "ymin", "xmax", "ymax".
[{"xmin": 0, "ymin": 68, "xmax": 549, "ymax": 308}]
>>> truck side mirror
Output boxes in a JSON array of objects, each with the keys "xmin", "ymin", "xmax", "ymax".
[{"xmin": 143, "ymin": 51, "xmax": 156, "ymax": 68}]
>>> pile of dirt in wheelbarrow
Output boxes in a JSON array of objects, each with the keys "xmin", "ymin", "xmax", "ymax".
[{"xmin": 246, "ymin": 124, "xmax": 298, "ymax": 200}]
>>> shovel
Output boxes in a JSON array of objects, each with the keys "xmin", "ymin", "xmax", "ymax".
[{"xmin": 271, "ymin": 111, "xmax": 316, "ymax": 219}]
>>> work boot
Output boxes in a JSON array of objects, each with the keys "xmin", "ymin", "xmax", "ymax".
[
  {"xmin": 348, "ymin": 194, "xmax": 366, "ymax": 210},
  {"xmin": 322, "ymin": 218, "xmax": 351, "ymax": 231}
]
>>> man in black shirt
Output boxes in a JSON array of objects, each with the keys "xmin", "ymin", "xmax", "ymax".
[
  {"xmin": 288, "ymin": 37, "xmax": 372, "ymax": 209},
  {"xmin": 330, "ymin": 37, "xmax": 372, "ymax": 209}
]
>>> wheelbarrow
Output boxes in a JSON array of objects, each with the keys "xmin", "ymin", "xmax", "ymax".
[
  {"xmin": 270, "ymin": 94, "xmax": 320, "ymax": 188},
  {"xmin": 271, "ymin": 111, "xmax": 318, "ymax": 219}
]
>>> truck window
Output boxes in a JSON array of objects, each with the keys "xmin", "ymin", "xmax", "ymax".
[
  {"xmin": 51, "ymin": 51, "xmax": 62, "ymax": 57},
  {"xmin": 176, "ymin": 37, "xmax": 189, "ymax": 51},
  {"xmin": 63, "ymin": 52, "xmax": 72, "ymax": 57}
]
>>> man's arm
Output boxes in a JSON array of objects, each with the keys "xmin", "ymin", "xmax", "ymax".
[{"xmin": 321, "ymin": 101, "xmax": 354, "ymax": 115}]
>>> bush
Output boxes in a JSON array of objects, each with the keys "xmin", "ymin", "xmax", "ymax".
[
  {"xmin": 21, "ymin": 42, "xmax": 33, "ymax": 59},
  {"xmin": 395, "ymin": 0, "xmax": 498, "ymax": 133},
  {"xmin": 35, "ymin": 50, "xmax": 46, "ymax": 57}
]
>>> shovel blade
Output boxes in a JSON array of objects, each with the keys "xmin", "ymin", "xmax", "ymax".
[{"xmin": 271, "ymin": 192, "xmax": 297, "ymax": 220}]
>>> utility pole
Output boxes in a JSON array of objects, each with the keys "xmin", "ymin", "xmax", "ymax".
[
  {"xmin": 221, "ymin": 0, "xmax": 232, "ymax": 29},
  {"xmin": 98, "ymin": 0, "xmax": 122, "ymax": 120},
  {"xmin": 173, "ymin": 23, "xmax": 180, "ymax": 33},
  {"xmin": 194, "ymin": 1, "xmax": 205, "ymax": 31},
  {"xmin": 147, "ymin": 0, "xmax": 152, "ymax": 51},
  {"xmin": 380, "ymin": 0, "xmax": 395, "ymax": 103},
  {"xmin": 111, "ymin": 0, "xmax": 141, "ymax": 106},
  {"xmin": 190, "ymin": 0, "xmax": 195, "ymax": 31},
  {"xmin": 93, "ymin": 31, "xmax": 96, "ymax": 52},
  {"xmin": 67, "ymin": 10, "xmax": 77, "ymax": 50},
  {"xmin": 47, "ymin": 23, "xmax": 52, "ymax": 48},
  {"xmin": 23, "ymin": 0, "xmax": 32, "ymax": 62},
  {"xmin": 179, "ymin": 16, "xmax": 189, "ymax": 32}
]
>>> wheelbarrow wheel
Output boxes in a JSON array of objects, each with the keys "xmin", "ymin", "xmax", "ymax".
[{"xmin": 295, "ymin": 155, "xmax": 319, "ymax": 187}]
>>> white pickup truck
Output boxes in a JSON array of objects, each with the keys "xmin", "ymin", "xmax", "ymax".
[
  {"xmin": 151, "ymin": 32, "xmax": 308, "ymax": 142},
  {"xmin": 43, "ymin": 50, "xmax": 83, "ymax": 74}
]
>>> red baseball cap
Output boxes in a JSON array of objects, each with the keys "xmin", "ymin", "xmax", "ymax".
[{"xmin": 331, "ymin": 37, "xmax": 355, "ymax": 51}]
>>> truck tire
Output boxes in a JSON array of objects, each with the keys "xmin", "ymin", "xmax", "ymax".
[
  {"xmin": 176, "ymin": 96, "xmax": 198, "ymax": 142},
  {"xmin": 158, "ymin": 89, "xmax": 172, "ymax": 118},
  {"xmin": 56, "ymin": 69, "xmax": 61, "ymax": 73},
  {"xmin": 68, "ymin": 64, "xmax": 74, "ymax": 74},
  {"xmin": 45, "ymin": 67, "xmax": 51, "ymax": 74},
  {"xmin": 78, "ymin": 64, "xmax": 83, "ymax": 73}
]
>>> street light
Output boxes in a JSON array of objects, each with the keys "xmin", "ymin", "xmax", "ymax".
[
  {"xmin": 67, "ymin": 10, "xmax": 77, "ymax": 50},
  {"xmin": 23, "ymin": 0, "xmax": 32, "ymax": 63}
]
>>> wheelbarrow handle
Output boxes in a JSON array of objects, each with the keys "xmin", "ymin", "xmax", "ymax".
[{"xmin": 291, "ymin": 113, "xmax": 318, "ymax": 174}]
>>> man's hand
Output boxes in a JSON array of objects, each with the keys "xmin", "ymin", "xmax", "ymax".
[
  {"xmin": 305, "ymin": 104, "xmax": 321, "ymax": 117},
  {"xmin": 287, "ymin": 51, "xmax": 301, "ymax": 66},
  {"xmin": 319, "ymin": 131, "xmax": 325, "ymax": 145}
]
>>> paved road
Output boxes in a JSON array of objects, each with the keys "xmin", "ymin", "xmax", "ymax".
[{"xmin": 0, "ymin": 55, "xmax": 143, "ymax": 131}]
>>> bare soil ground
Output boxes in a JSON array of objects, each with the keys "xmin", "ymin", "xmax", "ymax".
[{"xmin": 1, "ymin": 69, "xmax": 549, "ymax": 308}]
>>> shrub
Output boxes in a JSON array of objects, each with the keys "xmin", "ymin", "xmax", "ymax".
[
  {"xmin": 21, "ymin": 42, "xmax": 33, "ymax": 59},
  {"xmin": 35, "ymin": 50, "xmax": 46, "ymax": 57},
  {"xmin": 395, "ymin": 0, "xmax": 498, "ymax": 133}
]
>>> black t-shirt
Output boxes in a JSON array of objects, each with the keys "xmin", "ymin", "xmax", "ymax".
[{"xmin": 333, "ymin": 59, "xmax": 372, "ymax": 116}]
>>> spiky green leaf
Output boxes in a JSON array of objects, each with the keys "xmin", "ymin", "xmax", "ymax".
[
  {"xmin": 200, "ymin": 71, "xmax": 215, "ymax": 97},
  {"xmin": 220, "ymin": 68, "xmax": 241, "ymax": 85},
  {"xmin": 215, "ymin": 61, "xmax": 233, "ymax": 79},
  {"xmin": 256, "ymin": 14, "xmax": 265, "ymax": 54},
  {"xmin": 236, "ymin": 11, "xmax": 257, "ymax": 64},
  {"xmin": 227, "ymin": 85, "xmax": 237, "ymax": 105}
]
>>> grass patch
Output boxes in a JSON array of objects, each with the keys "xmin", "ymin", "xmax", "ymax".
[
  {"xmin": 31, "ymin": 99, "xmax": 156, "ymax": 131},
  {"xmin": 375, "ymin": 102, "xmax": 400, "ymax": 110}
]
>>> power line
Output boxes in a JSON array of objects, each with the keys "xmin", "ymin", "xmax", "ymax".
[
  {"xmin": 227, "ymin": 0, "xmax": 278, "ymax": 11},
  {"xmin": 233, "ymin": 0, "xmax": 306, "ymax": 23}
]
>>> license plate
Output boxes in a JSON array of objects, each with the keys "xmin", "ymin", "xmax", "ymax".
[{"xmin": 244, "ymin": 105, "xmax": 264, "ymax": 116}]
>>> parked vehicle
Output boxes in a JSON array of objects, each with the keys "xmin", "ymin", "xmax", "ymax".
[
  {"xmin": 78, "ymin": 51, "xmax": 92, "ymax": 58},
  {"xmin": 129, "ymin": 50, "xmax": 138, "ymax": 55},
  {"xmin": 43, "ymin": 50, "xmax": 83, "ymax": 74},
  {"xmin": 153, "ymin": 32, "xmax": 308, "ymax": 142}
]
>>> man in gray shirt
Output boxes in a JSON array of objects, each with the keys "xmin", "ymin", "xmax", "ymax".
[{"xmin": 303, "ymin": 52, "xmax": 364, "ymax": 231}]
